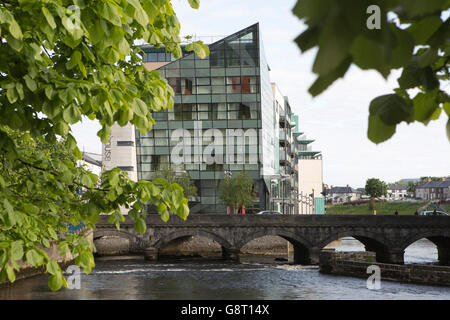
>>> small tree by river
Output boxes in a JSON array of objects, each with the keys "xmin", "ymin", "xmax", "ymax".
[
  {"xmin": 219, "ymin": 172, "xmax": 255, "ymax": 214},
  {"xmin": 365, "ymin": 178, "xmax": 387, "ymax": 210}
]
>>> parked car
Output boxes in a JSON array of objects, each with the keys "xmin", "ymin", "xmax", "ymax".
[
  {"xmin": 420, "ymin": 210, "xmax": 449, "ymax": 216},
  {"xmin": 257, "ymin": 210, "xmax": 282, "ymax": 215}
]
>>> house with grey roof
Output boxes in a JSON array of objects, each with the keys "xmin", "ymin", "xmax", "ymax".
[
  {"xmin": 387, "ymin": 183, "xmax": 408, "ymax": 201},
  {"xmin": 328, "ymin": 185, "xmax": 361, "ymax": 204},
  {"xmin": 415, "ymin": 179, "xmax": 450, "ymax": 201}
]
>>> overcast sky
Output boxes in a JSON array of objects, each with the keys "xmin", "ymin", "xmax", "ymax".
[{"xmin": 72, "ymin": 0, "xmax": 450, "ymax": 188}]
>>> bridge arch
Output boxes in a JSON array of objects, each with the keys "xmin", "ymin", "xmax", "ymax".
[
  {"xmin": 400, "ymin": 230, "xmax": 450, "ymax": 265},
  {"xmin": 151, "ymin": 229, "xmax": 233, "ymax": 250},
  {"xmin": 93, "ymin": 229, "xmax": 137, "ymax": 243},
  {"xmin": 237, "ymin": 229, "xmax": 316, "ymax": 264},
  {"xmin": 399, "ymin": 230, "xmax": 450, "ymax": 250},
  {"xmin": 236, "ymin": 229, "xmax": 313, "ymax": 251},
  {"xmin": 317, "ymin": 230, "xmax": 391, "ymax": 250}
]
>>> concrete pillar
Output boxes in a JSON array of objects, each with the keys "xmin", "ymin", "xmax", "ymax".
[
  {"xmin": 437, "ymin": 246, "xmax": 450, "ymax": 266},
  {"xmin": 377, "ymin": 248, "xmax": 404, "ymax": 264},
  {"xmin": 144, "ymin": 247, "xmax": 159, "ymax": 261},
  {"xmin": 222, "ymin": 247, "xmax": 240, "ymax": 262}
]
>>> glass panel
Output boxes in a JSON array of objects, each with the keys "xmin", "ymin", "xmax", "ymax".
[
  {"xmin": 167, "ymin": 77, "xmax": 181, "ymax": 94},
  {"xmin": 211, "ymin": 77, "xmax": 225, "ymax": 85},
  {"xmin": 197, "ymin": 78, "xmax": 210, "ymax": 85},
  {"xmin": 182, "ymin": 78, "xmax": 195, "ymax": 94},
  {"xmin": 157, "ymin": 52, "xmax": 166, "ymax": 62}
]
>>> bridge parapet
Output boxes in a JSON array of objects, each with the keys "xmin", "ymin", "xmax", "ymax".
[{"xmin": 95, "ymin": 215, "xmax": 450, "ymax": 265}]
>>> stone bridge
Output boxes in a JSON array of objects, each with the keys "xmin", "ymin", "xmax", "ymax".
[{"xmin": 94, "ymin": 215, "xmax": 450, "ymax": 265}]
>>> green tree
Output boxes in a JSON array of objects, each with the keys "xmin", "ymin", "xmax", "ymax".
[
  {"xmin": 365, "ymin": 178, "xmax": 387, "ymax": 209},
  {"xmin": 219, "ymin": 172, "xmax": 255, "ymax": 214},
  {"xmin": 292, "ymin": 0, "xmax": 450, "ymax": 143},
  {"xmin": 407, "ymin": 181, "xmax": 417, "ymax": 193},
  {"xmin": 152, "ymin": 166, "xmax": 198, "ymax": 199},
  {"xmin": 0, "ymin": 0, "xmax": 208, "ymax": 290}
]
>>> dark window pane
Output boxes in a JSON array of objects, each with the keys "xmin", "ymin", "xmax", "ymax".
[
  {"xmin": 238, "ymin": 103, "xmax": 251, "ymax": 120},
  {"xmin": 167, "ymin": 77, "xmax": 181, "ymax": 94},
  {"xmin": 183, "ymin": 78, "xmax": 193, "ymax": 95},
  {"xmin": 117, "ymin": 141, "xmax": 134, "ymax": 146}
]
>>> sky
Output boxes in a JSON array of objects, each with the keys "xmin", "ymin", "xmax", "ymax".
[{"xmin": 71, "ymin": 0, "xmax": 450, "ymax": 188}]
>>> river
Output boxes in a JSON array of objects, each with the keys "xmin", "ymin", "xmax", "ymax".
[{"xmin": 0, "ymin": 238, "xmax": 449, "ymax": 300}]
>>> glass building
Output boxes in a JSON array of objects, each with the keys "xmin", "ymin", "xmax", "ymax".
[{"xmin": 104, "ymin": 24, "xmax": 323, "ymax": 214}]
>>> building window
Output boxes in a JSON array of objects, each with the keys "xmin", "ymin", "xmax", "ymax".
[
  {"xmin": 117, "ymin": 141, "xmax": 134, "ymax": 146},
  {"xmin": 183, "ymin": 78, "xmax": 194, "ymax": 95},
  {"xmin": 117, "ymin": 166, "xmax": 134, "ymax": 171},
  {"xmin": 167, "ymin": 77, "xmax": 181, "ymax": 94}
]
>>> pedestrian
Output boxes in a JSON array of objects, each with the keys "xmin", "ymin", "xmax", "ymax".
[
  {"xmin": 394, "ymin": 210, "xmax": 398, "ymax": 215},
  {"xmin": 414, "ymin": 210, "xmax": 419, "ymax": 216},
  {"xmin": 433, "ymin": 209, "xmax": 437, "ymax": 215}
]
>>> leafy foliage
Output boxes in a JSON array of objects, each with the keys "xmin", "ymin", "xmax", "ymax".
[
  {"xmin": 365, "ymin": 178, "xmax": 388, "ymax": 198},
  {"xmin": 293, "ymin": 0, "xmax": 450, "ymax": 143},
  {"xmin": 219, "ymin": 171, "xmax": 255, "ymax": 214},
  {"xmin": 0, "ymin": 0, "xmax": 208, "ymax": 290},
  {"xmin": 152, "ymin": 165, "xmax": 198, "ymax": 199}
]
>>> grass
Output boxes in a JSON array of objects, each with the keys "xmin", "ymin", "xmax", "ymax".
[{"xmin": 325, "ymin": 201, "xmax": 450, "ymax": 215}]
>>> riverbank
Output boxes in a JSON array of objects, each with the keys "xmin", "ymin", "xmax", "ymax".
[
  {"xmin": 325, "ymin": 201, "xmax": 450, "ymax": 215},
  {"xmin": 0, "ymin": 230, "xmax": 93, "ymax": 287},
  {"xmin": 319, "ymin": 250, "xmax": 450, "ymax": 287}
]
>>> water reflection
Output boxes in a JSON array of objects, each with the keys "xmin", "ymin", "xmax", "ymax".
[{"xmin": 0, "ymin": 239, "xmax": 447, "ymax": 300}]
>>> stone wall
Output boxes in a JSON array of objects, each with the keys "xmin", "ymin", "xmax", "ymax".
[
  {"xmin": 95, "ymin": 235, "xmax": 291, "ymax": 257},
  {"xmin": 319, "ymin": 250, "xmax": 450, "ymax": 287},
  {"xmin": 1, "ymin": 230, "xmax": 93, "ymax": 284}
]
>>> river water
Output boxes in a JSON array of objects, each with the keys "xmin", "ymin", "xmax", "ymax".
[{"xmin": 0, "ymin": 238, "xmax": 449, "ymax": 300}]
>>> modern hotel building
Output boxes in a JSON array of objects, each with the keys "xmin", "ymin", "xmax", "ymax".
[{"xmin": 102, "ymin": 24, "xmax": 323, "ymax": 214}]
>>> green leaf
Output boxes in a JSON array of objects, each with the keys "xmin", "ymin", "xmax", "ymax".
[
  {"xmin": 108, "ymin": 169, "xmax": 120, "ymax": 187},
  {"xmin": 312, "ymin": 13, "xmax": 355, "ymax": 76},
  {"xmin": 8, "ymin": 18, "xmax": 23, "ymax": 40},
  {"xmin": 413, "ymin": 91, "xmax": 438, "ymax": 124},
  {"xmin": 446, "ymin": 118, "xmax": 450, "ymax": 142},
  {"xmin": 349, "ymin": 36, "xmax": 389, "ymax": 78},
  {"xmin": 309, "ymin": 57, "xmax": 351, "ymax": 97},
  {"xmin": 367, "ymin": 115, "xmax": 396, "ymax": 144},
  {"xmin": 443, "ymin": 102, "xmax": 450, "ymax": 116},
  {"xmin": 185, "ymin": 41, "xmax": 209, "ymax": 59},
  {"xmin": 24, "ymin": 74, "xmax": 37, "ymax": 92},
  {"xmin": 407, "ymin": 15, "xmax": 442, "ymax": 44},
  {"xmin": 10, "ymin": 241, "xmax": 24, "ymax": 261},
  {"xmin": 81, "ymin": 174, "xmax": 93, "ymax": 188},
  {"xmin": 6, "ymin": 264, "xmax": 15, "ymax": 283},
  {"xmin": 132, "ymin": 98, "xmax": 148, "ymax": 117},
  {"xmin": 187, "ymin": 0, "xmax": 200, "ymax": 9},
  {"xmin": 294, "ymin": 27, "xmax": 319, "ymax": 53},
  {"xmin": 399, "ymin": 0, "xmax": 448, "ymax": 17},
  {"xmin": 369, "ymin": 94, "xmax": 413, "ymax": 126},
  {"xmin": 26, "ymin": 249, "xmax": 43, "ymax": 267},
  {"xmin": 46, "ymin": 261, "xmax": 60, "ymax": 275},
  {"xmin": 48, "ymin": 273, "xmax": 63, "ymax": 291},
  {"xmin": 42, "ymin": 7, "xmax": 56, "ymax": 29},
  {"xmin": 134, "ymin": 217, "xmax": 147, "ymax": 234},
  {"xmin": 63, "ymin": 104, "xmax": 82, "ymax": 124}
]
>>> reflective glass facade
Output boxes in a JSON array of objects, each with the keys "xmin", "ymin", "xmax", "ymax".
[{"xmin": 137, "ymin": 24, "xmax": 270, "ymax": 214}]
